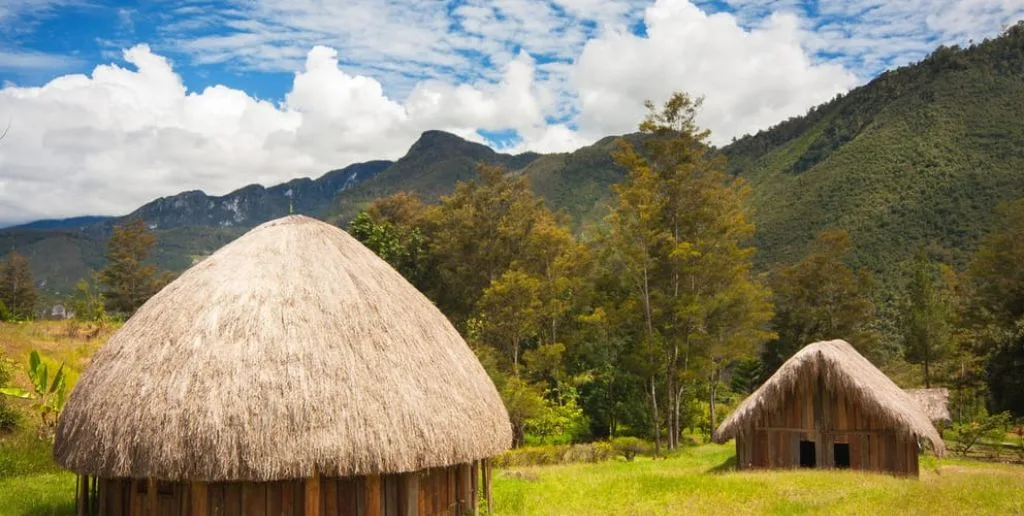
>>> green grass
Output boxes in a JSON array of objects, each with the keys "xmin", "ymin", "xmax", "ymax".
[
  {"xmin": 492, "ymin": 444, "xmax": 1024, "ymax": 515},
  {"xmin": 0, "ymin": 473, "xmax": 75, "ymax": 516},
  {"xmin": 0, "ymin": 443, "xmax": 1021, "ymax": 515}
]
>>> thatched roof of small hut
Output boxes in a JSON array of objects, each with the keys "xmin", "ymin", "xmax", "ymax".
[
  {"xmin": 904, "ymin": 388, "xmax": 951, "ymax": 424},
  {"xmin": 713, "ymin": 340, "xmax": 945, "ymax": 455},
  {"xmin": 55, "ymin": 215, "xmax": 512, "ymax": 481}
]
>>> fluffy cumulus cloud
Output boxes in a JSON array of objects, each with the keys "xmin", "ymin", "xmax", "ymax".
[
  {"xmin": 0, "ymin": 43, "xmax": 565, "ymax": 223},
  {"xmin": 1, "ymin": 0, "xmax": 1021, "ymax": 223},
  {"xmin": 573, "ymin": 1, "xmax": 856, "ymax": 143}
]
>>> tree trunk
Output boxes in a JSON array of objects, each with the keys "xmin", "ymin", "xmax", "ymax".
[
  {"xmin": 667, "ymin": 360, "xmax": 677, "ymax": 450},
  {"xmin": 674, "ymin": 383, "xmax": 684, "ymax": 447},
  {"xmin": 650, "ymin": 376, "xmax": 661, "ymax": 458},
  {"xmin": 923, "ymin": 343, "xmax": 930, "ymax": 388},
  {"xmin": 709, "ymin": 367, "xmax": 719, "ymax": 439}
]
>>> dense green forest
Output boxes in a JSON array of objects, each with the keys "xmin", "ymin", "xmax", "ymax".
[{"xmin": 347, "ymin": 91, "xmax": 1024, "ymax": 449}]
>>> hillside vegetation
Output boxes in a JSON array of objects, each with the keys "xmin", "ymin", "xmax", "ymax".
[{"xmin": 725, "ymin": 23, "xmax": 1024, "ymax": 276}]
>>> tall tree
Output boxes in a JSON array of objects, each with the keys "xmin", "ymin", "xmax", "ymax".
[
  {"xmin": 0, "ymin": 252, "xmax": 38, "ymax": 320},
  {"xmin": 899, "ymin": 252, "xmax": 954, "ymax": 387},
  {"xmin": 601, "ymin": 92, "xmax": 773, "ymax": 451},
  {"xmin": 762, "ymin": 230, "xmax": 878, "ymax": 375},
  {"xmin": 97, "ymin": 219, "xmax": 169, "ymax": 316},
  {"xmin": 965, "ymin": 199, "xmax": 1024, "ymax": 416}
]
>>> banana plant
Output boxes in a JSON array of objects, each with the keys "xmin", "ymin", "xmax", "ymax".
[{"xmin": 0, "ymin": 350, "xmax": 67, "ymax": 438}]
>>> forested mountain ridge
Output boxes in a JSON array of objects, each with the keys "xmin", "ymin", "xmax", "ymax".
[
  {"xmin": 723, "ymin": 22, "xmax": 1024, "ymax": 277},
  {"xmin": 5, "ymin": 23, "xmax": 1024, "ymax": 300},
  {"xmin": 327, "ymin": 130, "xmax": 541, "ymax": 222}
]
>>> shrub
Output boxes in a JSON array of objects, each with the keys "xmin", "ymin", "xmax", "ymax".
[
  {"xmin": 0, "ymin": 353, "xmax": 20, "ymax": 434},
  {"xmin": 950, "ymin": 412, "xmax": 1013, "ymax": 456},
  {"xmin": 494, "ymin": 442, "xmax": 617, "ymax": 467},
  {"xmin": 610, "ymin": 437, "xmax": 651, "ymax": 461}
]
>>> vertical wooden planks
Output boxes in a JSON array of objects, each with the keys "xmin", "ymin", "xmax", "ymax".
[
  {"xmin": 457, "ymin": 463, "xmax": 471, "ymax": 514},
  {"xmin": 321, "ymin": 477, "xmax": 338, "ymax": 516},
  {"xmin": 402, "ymin": 472, "xmax": 418, "ymax": 516},
  {"xmin": 192, "ymin": 482, "xmax": 209, "ymax": 516},
  {"xmin": 225, "ymin": 484, "xmax": 243, "ymax": 516},
  {"xmin": 366, "ymin": 475, "xmax": 382, "ymax": 516},
  {"xmin": 305, "ymin": 475, "xmax": 321, "ymax": 516},
  {"xmin": 383, "ymin": 475, "xmax": 398, "ymax": 516},
  {"xmin": 77, "ymin": 475, "xmax": 87, "ymax": 516},
  {"xmin": 110, "ymin": 480, "xmax": 123, "ymax": 516},
  {"xmin": 129, "ymin": 480, "xmax": 142, "ymax": 516},
  {"xmin": 98, "ymin": 478, "xmax": 108, "ymax": 516},
  {"xmin": 484, "ymin": 459, "xmax": 493, "ymax": 515},
  {"xmin": 243, "ymin": 482, "xmax": 267, "ymax": 515},
  {"xmin": 470, "ymin": 462, "xmax": 479, "ymax": 516}
]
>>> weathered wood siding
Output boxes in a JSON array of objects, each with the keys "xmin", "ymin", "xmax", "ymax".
[
  {"xmin": 80, "ymin": 461, "xmax": 487, "ymax": 516},
  {"xmin": 734, "ymin": 372, "xmax": 920, "ymax": 476}
]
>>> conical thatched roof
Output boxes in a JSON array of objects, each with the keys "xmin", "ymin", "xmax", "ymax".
[
  {"xmin": 55, "ymin": 215, "xmax": 512, "ymax": 481},
  {"xmin": 714, "ymin": 340, "xmax": 945, "ymax": 455},
  {"xmin": 904, "ymin": 388, "xmax": 951, "ymax": 425}
]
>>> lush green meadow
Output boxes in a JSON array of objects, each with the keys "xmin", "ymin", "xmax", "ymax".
[
  {"xmin": 2, "ymin": 443, "xmax": 1022, "ymax": 515},
  {"xmin": 492, "ymin": 445, "xmax": 1024, "ymax": 515}
]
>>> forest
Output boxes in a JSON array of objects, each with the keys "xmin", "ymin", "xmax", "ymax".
[
  {"xmin": 339, "ymin": 92, "xmax": 1024, "ymax": 451},
  {"xmin": 3, "ymin": 93, "xmax": 1024, "ymax": 457}
]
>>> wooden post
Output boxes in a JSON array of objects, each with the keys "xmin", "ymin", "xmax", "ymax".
[
  {"xmin": 457, "ymin": 463, "xmax": 472, "ymax": 514},
  {"xmin": 191, "ymin": 482, "xmax": 208, "ymax": 516},
  {"xmin": 471, "ymin": 461, "xmax": 479, "ymax": 516},
  {"xmin": 365, "ymin": 474, "xmax": 382, "ymax": 516},
  {"xmin": 484, "ymin": 459, "xmax": 493, "ymax": 515},
  {"xmin": 402, "ymin": 472, "xmax": 418, "ymax": 516},
  {"xmin": 98, "ymin": 478, "xmax": 108, "ymax": 516},
  {"xmin": 76, "ymin": 475, "xmax": 86, "ymax": 516},
  {"xmin": 305, "ymin": 474, "xmax": 321, "ymax": 516},
  {"xmin": 147, "ymin": 478, "xmax": 157, "ymax": 516}
]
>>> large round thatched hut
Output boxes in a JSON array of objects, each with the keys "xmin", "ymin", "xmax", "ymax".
[
  {"xmin": 55, "ymin": 215, "xmax": 512, "ymax": 516},
  {"xmin": 713, "ymin": 340, "xmax": 944, "ymax": 477}
]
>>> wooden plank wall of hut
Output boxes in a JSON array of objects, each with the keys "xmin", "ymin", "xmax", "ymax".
[
  {"xmin": 83, "ymin": 461, "xmax": 490, "ymax": 516},
  {"xmin": 734, "ymin": 372, "xmax": 920, "ymax": 476}
]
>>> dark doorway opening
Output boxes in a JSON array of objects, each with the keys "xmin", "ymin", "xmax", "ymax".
[
  {"xmin": 834, "ymin": 443, "xmax": 851, "ymax": 469},
  {"xmin": 799, "ymin": 440, "xmax": 816, "ymax": 468}
]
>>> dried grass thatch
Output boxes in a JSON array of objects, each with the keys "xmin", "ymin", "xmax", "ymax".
[
  {"xmin": 55, "ymin": 215, "xmax": 512, "ymax": 481},
  {"xmin": 904, "ymin": 388, "xmax": 951, "ymax": 425},
  {"xmin": 714, "ymin": 340, "xmax": 945, "ymax": 455}
]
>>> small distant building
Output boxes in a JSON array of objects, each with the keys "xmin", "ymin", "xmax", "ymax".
[
  {"xmin": 55, "ymin": 215, "xmax": 512, "ymax": 515},
  {"xmin": 49, "ymin": 304, "xmax": 73, "ymax": 320},
  {"xmin": 904, "ymin": 388, "xmax": 952, "ymax": 428},
  {"xmin": 714, "ymin": 340, "xmax": 945, "ymax": 477}
]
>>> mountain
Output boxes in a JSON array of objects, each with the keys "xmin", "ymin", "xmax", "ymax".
[
  {"xmin": 0, "ymin": 160, "xmax": 391, "ymax": 297},
  {"xmin": 722, "ymin": 22, "xmax": 1024, "ymax": 278},
  {"xmin": 128, "ymin": 160, "xmax": 391, "ymax": 230},
  {"xmin": 328, "ymin": 130, "xmax": 541, "ymax": 222},
  {"xmin": 7, "ymin": 23, "xmax": 1024, "ymax": 301},
  {"xmin": 5, "ymin": 216, "xmax": 115, "ymax": 231}
]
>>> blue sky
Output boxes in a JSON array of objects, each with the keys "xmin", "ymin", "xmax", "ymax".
[{"xmin": 0, "ymin": 0, "xmax": 1022, "ymax": 224}]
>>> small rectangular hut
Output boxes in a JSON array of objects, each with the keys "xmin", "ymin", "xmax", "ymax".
[{"xmin": 713, "ymin": 340, "xmax": 945, "ymax": 477}]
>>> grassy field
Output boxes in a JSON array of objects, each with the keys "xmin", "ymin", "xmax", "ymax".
[
  {"xmin": 1, "ymin": 444, "xmax": 1022, "ymax": 515},
  {"xmin": 493, "ymin": 445, "xmax": 1024, "ymax": 515}
]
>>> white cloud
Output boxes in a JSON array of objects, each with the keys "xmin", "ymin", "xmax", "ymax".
[
  {"xmin": 572, "ymin": 1, "xmax": 857, "ymax": 144},
  {"xmin": 0, "ymin": 43, "xmax": 569, "ymax": 224},
  {"xmin": 715, "ymin": 0, "xmax": 1024, "ymax": 77},
  {"xmin": 2, "ymin": 0, "xmax": 1022, "ymax": 223}
]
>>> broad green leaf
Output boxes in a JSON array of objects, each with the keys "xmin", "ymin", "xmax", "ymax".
[
  {"xmin": 29, "ymin": 350, "xmax": 40, "ymax": 375},
  {"xmin": 34, "ymin": 363, "xmax": 48, "ymax": 397},
  {"xmin": 49, "ymin": 363, "xmax": 66, "ymax": 394},
  {"xmin": 0, "ymin": 387, "xmax": 33, "ymax": 399}
]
